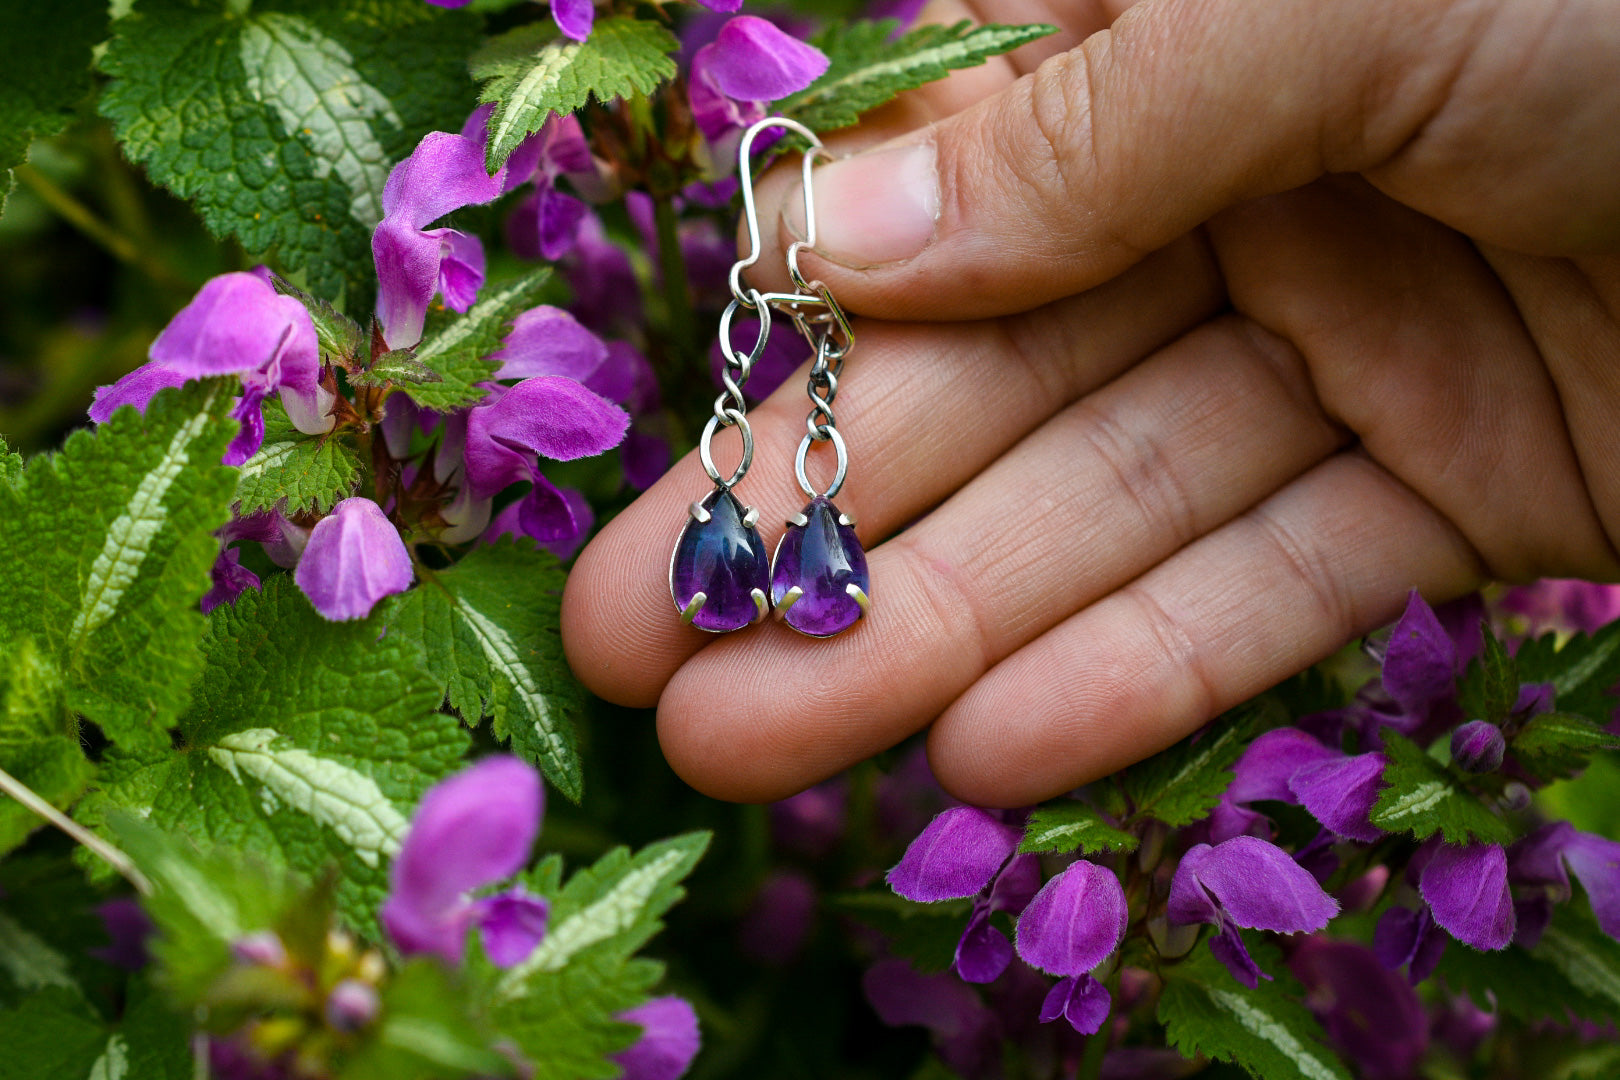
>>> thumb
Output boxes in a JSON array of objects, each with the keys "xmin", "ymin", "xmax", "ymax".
[{"xmin": 751, "ymin": 0, "xmax": 1619, "ymax": 320}]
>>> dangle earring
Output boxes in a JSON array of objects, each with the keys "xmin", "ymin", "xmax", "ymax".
[{"xmin": 670, "ymin": 116, "xmax": 870, "ymax": 636}]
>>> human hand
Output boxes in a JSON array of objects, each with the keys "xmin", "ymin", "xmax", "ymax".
[{"xmin": 561, "ymin": 0, "xmax": 1620, "ymax": 806}]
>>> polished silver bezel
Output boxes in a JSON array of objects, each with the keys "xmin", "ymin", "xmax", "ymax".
[{"xmin": 669, "ymin": 488, "xmax": 766, "ymax": 633}]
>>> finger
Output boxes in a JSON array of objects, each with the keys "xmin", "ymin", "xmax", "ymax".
[
  {"xmin": 561, "ymin": 238, "xmax": 1221, "ymax": 707},
  {"xmin": 1208, "ymin": 176, "xmax": 1620, "ymax": 581},
  {"xmin": 926, "ymin": 453, "xmax": 1484, "ymax": 807},
  {"xmin": 655, "ymin": 316, "xmax": 1347, "ymax": 802},
  {"xmin": 748, "ymin": 0, "xmax": 1620, "ymax": 321}
]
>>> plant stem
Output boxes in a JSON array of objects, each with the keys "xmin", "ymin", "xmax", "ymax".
[
  {"xmin": 652, "ymin": 193, "xmax": 696, "ymax": 355},
  {"xmin": 14, "ymin": 164, "xmax": 189, "ymax": 291},
  {"xmin": 0, "ymin": 765, "xmax": 151, "ymax": 894}
]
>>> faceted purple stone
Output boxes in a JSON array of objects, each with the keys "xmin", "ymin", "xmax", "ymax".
[
  {"xmin": 771, "ymin": 497, "xmax": 870, "ymax": 637},
  {"xmin": 671, "ymin": 487, "xmax": 770, "ymax": 632}
]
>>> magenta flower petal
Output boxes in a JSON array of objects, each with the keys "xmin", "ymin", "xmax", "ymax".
[
  {"xmin": 1419, "ymin": 842, "xmax": 1514, "ymax": 951},
  {"xmin": 1562, "ymin": 832, "xmax": 1620, "ymax": 939},
  {"xmin": 201, "ymin": 546, "xmax": 262, "ymax": 615},
  {"xmin": 551, "ymin": 0, "xmax": 595, "ymax": 42},
  {"xmin": 1383, "ymin": 589, "xmax": 1458, "ymax": 715},
  {"xmin": 464, "ymin": 377, "xmax": 629, "ymax": 498},
  {"xmin": 1290, "ymin": 938, "xmax": 1429, "ymax": 1078},
  {"xmin": 1374, "ymin": 904, "xmax": 1447, "ymax": 984},
  {"xmin": 1038, "ymin": 974, "xmax": 1111, "ymax": 1035},
  {"xmin": 622, "ymin": 431, "xmax": 672, "ymax": 491},
  {"xmin": 1227, "ymin": 728, "xmax": 1338, "ymax": 805},
  {"xmin": 1014, "ymin": 860, "xmax": 1128, "ymax": 977},
  {"xmin": 588, "ymin": 340, "xmax": 660, "ymax": 412},
  {"xmin": 380, "ymin": 757, "xmax": 542, "ymax": 965},
  {"xmin": 887, "ymin": 807, "xmax": 1020, "ymax": 902},
  {"xmin": 432, "ymin": 229, "xmax": 486, "ymax": 313},
  {"xmin": 149, "ymin": 272, "xmax": 317, "ymax": 385},
  {"xmin": 1288, "ymin": 752, "xmax": 1386, "ymax": 843},
  {"xmin": 493, "ymin": 306, "xmax": 609, "ymax": 382},
  {"xmin": 89, "ymin": 362, "xmax": 192, "ymax": 423},
  {"xmin": 1509, "ymin": 820, "xmax": 1575, "ymax": 892},
  {"xmin": 612, "ymin": 996, "xmax": 700, "ymax": 1080},
  {"xmin": 472, "ymin": 889, "xmax": 550, "ymax": 968},
  {"xmin": 954, "ymin": 903, "xmax": 1013, "ymax": 984},
  {"xmin": 699, "ymin": 17, "xmax": 828, "ymax": 103},
  {"xmin": 223, "ymin": 384, "xmax": 270, "ymax": 467},
  {"xmin": 1169, "ymin": 836, "xmax": 1339, "ymax": 934},
  {"xmin": 92, "ymin": 898, "xmax": 153, "ymax": 971},
  {"xmin": 293, "ymin": 498, "xmax": 414, "ymax": 621},
  {"xmin": 1209, "ymin": 924, "xmax": 1267, "ymax": 988},
  {"xmin": 694, "ymin": 0, "xmax": 743, "ymax": 9}
]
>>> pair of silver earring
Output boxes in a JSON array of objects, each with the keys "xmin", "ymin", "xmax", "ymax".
[{"xmin": 668, "ymin": 117, "xmax": 870, "ymax": 639}]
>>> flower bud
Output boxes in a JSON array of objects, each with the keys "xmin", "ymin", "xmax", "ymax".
[
  {"xmin": 231, "ymin": 930, "xmax": 287, "ymax": 968},
  {"xmin": 1500, "ymin": 781, "xmax": 1533, "ymax": 812},
  {"xmin": 324, "ymin": 978, "xmax": 380, "ymax": 1033},
  {"xmin": 1450, "ymin": 720, "xmax": 1505, "ymax": 774}
]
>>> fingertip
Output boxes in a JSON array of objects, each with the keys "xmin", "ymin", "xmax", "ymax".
[{"xmin": 560, "ymin": 533, "xmax": 667, "ymax": 709}]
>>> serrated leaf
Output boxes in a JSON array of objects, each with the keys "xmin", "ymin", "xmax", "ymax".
[
  {"xmin": 0, "ymin": 0, "xmax": 107, "ymax": 211},
  {"xmin": 1158, "ymin": 940, "xmax": 1352, "ymax": 1080},
  {"xmin": 0, "ymin": 438, "xmax": 21, "ymax": 485},
  {"xmin": 271, "ymin": 274, "xmax": 367, "ymax": 366},
  {"xmin": 0, "ymin": 382, "xmax": 237, "ymax": 749},
  {"xmin": 385, "ymin": 539, "xmax": 584, "ymax": 800},
  {"xmin": 780, "ymin": 19, "xmax": 1058, "ymax": 134},
  {"xmin": 1123, "ymin": 700, "xmax": 1276, "ymax": 827},
  {"xmin": 353, "ymin": 350, "xmax": 443, "ymax": 389},
  {"xmin": 489, "ymin": 833, "xmax": 709, "ymax": 1080},
  {"xmin": 1019, "ymin": 801, "xmax": 1139, "ymax": 856},
  {"xmin": 83, "ymin": 577, "xmax": 467, "ymax": 935},
  {"xmin": 100, "ymin": 0, "xmax": 479, "ymax": 300},
  {"xmin": 472, "ymin": 17, "xmax": 678, "ymax": 171},
  {"xmin": 1513, "ymin": 712, "xmax": 1620, "ymax": 779},
  {"xmin": 827, "ymin": 891, "xmax": 967, "ymax": 974},
  {"xmin": 234, "ymin": 402, "xmax": 360, "ymax": 517},
  {"xmin": 1369, "ymin": 732, "xmax": 1513, "ymax": 844},
  {"xmin": 1440, "ymin": 906, "xmax": 1620, "ymax": 1025},
  {"xmin": 1516, "ymin": 620, "xmax": 1620, "ymax": 724},
  {"xmin": 0, "ymin": 638, "xmax": 94, "ymax": 857},
  {"xmin": 405, "ymin": 268, "xmax": 553, "ymax": 411},
  {"xmin": 1457, "ymin": 623, "xmax": 1518, "ymax": 724}
]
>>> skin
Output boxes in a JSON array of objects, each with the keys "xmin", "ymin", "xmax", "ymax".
[{"xmin": 562, "ymin": 0, "xmax": 1620, "ymax": 807}]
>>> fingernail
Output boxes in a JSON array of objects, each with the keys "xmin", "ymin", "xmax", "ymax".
[{"xmin": 785, "ymin": 142, "xmax": 939, "ymax": 267}]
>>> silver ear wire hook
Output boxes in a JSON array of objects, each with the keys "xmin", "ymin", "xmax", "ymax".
[{"xmin": 729, "ymin": 116, "xmax": 829, "ymax": 310}]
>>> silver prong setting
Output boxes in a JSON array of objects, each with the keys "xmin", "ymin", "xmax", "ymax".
[
  {"xmin": 679, "ymin": 592, "xmax": 707, "ymax": 624},
  {"xmin": 751, "ymin": 588, "xmax": 768, "ymax": 623},
  {"xmin": 688, "ymin": 501, "xmax": 711, "ymax": 524},
  {"xmin": 846, "ymin": 583, "xmax": 871, "ymax": 616},
  {"xmin": 787, "ymin": 512, "xmax": 809, "ymax": 528},
  {"xmin": 838, "ymin": 512, "xmax": 857, "ymax": 527},
  {"xmin": 775, "ymin": 585, "xmax": 803, "ymax": 618},
  {"xmin": 742, "ymin": 506, "xmax": 760, "ymax": 529}
]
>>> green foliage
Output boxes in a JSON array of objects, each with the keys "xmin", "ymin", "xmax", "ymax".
[
  {"xmin": 1123, "ymin": 701, "xmax": 1274, "ymax": 827},
  {"xmin": 0, "ymin": 382, "xmax": 237, "ymax": 750},
  {"xmin": 405, "ymin": 268, "xmax": 553, "ymax": 411},
  {"xmin": 1516, "ymin": 621, "xmax": 1620, "ymax": 723},
  {"xmin": 828, "ymin": 891, "xmax": 969, "ymax": 974},
  {"xmin": 1439, "ymin": 906, "xmax": 1620, "ymax": 1025},
  {"xmin": 1513, "ymin": 712, "xmax": 1620, "ymax": 779},
  {"xmin": 0, "ymin": 438, "xmax": 21, "ymax": 485},
  {"xmin": 780, "ymin": 19, "xmax": 1058, "ymax": 134},
  {"xmin": 386, "ymin": 539, "xmax": 585, "ymax": 800},
  {"xmin": 272, "ymin": 274, "xmax": 369, "ymax": 367},
  {"xmin": 1159, "ymin": 940, "xmax": 1352, "ymax": 1080},
  {"xmin": 472, "ymin": 17, "xmax": 678, "ymax": 172},
  {"xmin": 0, "ymin": 855, "xmax": 108, "ymax": 1007},
  {"xmin": 342, "ymin": 959, "xmax": 514, "ymax": 1080},
  {"xmin": 1019, "ymin": 800, "xmax": 1139, "ymax": 856},
  {"xmin": 488, "ymin": 833, "xmax": 710, "ymax": 1080},
  {"xmin": 82, "ymin": 578, "xmax": 467, "ymax": 934},
  {"xmin": 1369, "ymin": 732, "xmax": 1513, "ymax": 844},
  {"xmin": 0, "ymin": 637, "xmax": 94, "ymax": 856},
  {"xmin": 234, "ymin": 401, "xmax": 361, "ymax": 517},
  {"xmin": 100, "ymin": 0, "xmax": 480, "ymax": 301},
  {"xmin": 0, "ymin": 986, "xmax": 112, "ymax": 1080},
  {"xmin": 1457, "ymin": 624, "xmax": 1518, "ymax": 724},
  {"xmin": 0, "ymin": 0, "xmax": 107, "ymax": 211}
]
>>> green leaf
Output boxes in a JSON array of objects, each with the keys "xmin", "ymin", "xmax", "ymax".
[
  {"xmin": 0, "ymin": 0, "xmax": 107, "ymax": 211},
  {"xmin": 353, "ymin": 350, "xmax": 444, "ymax": 389},
  {"xmin": 1457, "ymin": 623, "xmax": 1519, "ymax": 724},
  {"xmin": 115, "ymin": 978, "xmax": 195, "ymax": 1080},
  {"xmin": 1439, "ymin": 906, "xmax": 1620, "ymax": 1025},
  {"xmin": 405, "ymin": 268, "xmax": 553, "ymax": 411},
  {"xmin": 386, "ymin": 539, "xmax": 585, "ymax": 800},
  {"xmin": 489, "ymin": 833, "xmax": 710, "ymax": 1080},
  {"xmin": 271, "ymin": 274, "xmax": 368, "ymax": 367},
  {"xmin": 100, "ymin": 0, "xmax": 480, "ymax": 300},
  {"xmin": 827, "ymin": 891, "xmax": 968, "ymax": 974},
  {"xmin": 0, "ymin": 854, "xmax": 108, "ymax": 1008},
  {"xmin": 1123, "ymin": 700, "xmax": 1276, "ymax": 827},
  {"xmin": 234, "ymin": 401, "xmax": 361, "ymax": 517},
  {"xmin": 0, "ymin": 987, "xmax": 110, "ymax": 1080},
  {"xmin": 83, "ymin": 577, "xmax": 467, "ymax": 934},
  {"xmin": 472, "ymin": 17, "xmax": 678, "ymax": 171},
  {"xmin": 1158, "ymin": 940, "xmax": 1352, "ymax": 1080},
  {"xmin": 1019, "ymin": 801, "xmax": 1139, "ymax": 855},
  {"xmin": 1513, "ymin": 712, "xmax": 1620, "ymax": 779},
  {"xmin": 0, "ymin": 637, "xmax": 94, "ymax": 857},
  {"xmin": 341, "ymin": 959, "xmax": 514, "ymax": 1080},
  {"xmin": 0, "ymin": 382, "xmax": 237, "ymax": 749},
  {"xmin": 0, "ymin": 437, "xmax": 21, "ymax": 485},
  {"xmin": 1369, "ymin": 732, "xmax": 1513, "ymax": 844},
  {"xmin": 780, "ymin": 20, "xmax": 1058, "ymax": 134},
  {"xmin": 1516, "ymin": 620, "xmax": 1620, "ymax": 724}
]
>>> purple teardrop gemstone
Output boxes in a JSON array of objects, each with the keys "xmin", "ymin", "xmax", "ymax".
[
  {"xmin": 671, "ymin": 488, "xmax": 770, "ymax": 632},
  {"xmin": 771, "ymin": 497, "xmax": 870, "ymax": 637}
]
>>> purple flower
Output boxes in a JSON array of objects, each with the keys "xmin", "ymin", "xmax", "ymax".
[
  {"xmin": 90, "ymin": 272, "xmax": 333, "ymax": 465},
  {"xmin": 611, "ymin": 996, "xmax": 701, "ymax": 1080},
  {"xmin": 1373, "ymin": 904, "xmax": 1448, "ymax": 984},
  {"xmin": 1383, "ymin": 589, "xmax": 1463, "ymax": 720},
  {"xmin": 373, "ymin": 132, "xmax": 507, "ymax": 349},
  {"xmin": 889, "ymin": 807, "xmax": 1020, "ymax": 902},
  {"xmin": 504, "ymin": 115, "xmax": 597, "ymax": 260},
  {"xmin": 324, "ymin": 978, "xmax": 380, "ymax": 1032},
  {"xmin": 1290, "ymin": 938, "xmax": 1429, "ymax": 1079},
  {"xmin": 862, "ymin": 958, "xmax": 1002, "ymax": 1078},
  {"xmin": 738, "ymin": 869, "xmax": 816, "ymax": 966},
  {"xmin": 1451, "ymin": 720, "xmax": 1506, "ymax": 773},
  {"xmin": 484, "ymin": 487, "xmax": 595, "ymax": 561},
  {"xmin": 1418, "ymin": 841, "xmax": 1515, "ymax": 951},
  {"xmin": 1168, "ymin": 836, "xmax": 1339, "ymax": 988},
  {"xmin": 1014, "ymin": 860, "xmax": 1129, "ymax": 1035},
  {"xmin": 380, "ymin": 756, "xmax": 549, "ymax": 967},
  {"xmin": 201, "ymin": 547, "xmax": 261, "ymax": 615},
  {"xmin": 293, "ymin": 498, "xmax": 414, "ymax": 621},
  {"xmin": 1497, "ymin": 578, "xmax": 1620, "ymax": 636},
  {"xmin": 493, "ymin": 306, "xmax": 609, "ymax": 382},
  {"xmin": 688, "ymin": 18, "xmax": 829, "ymax": 165},
  {"xmin": 551, "ymin": 0, "xmax": 595, "ymax": 42},
  {"xmin": 955, "ymin": 854, "xmax": 1040, "ymax": 984},
  {"xmin": 1510, "ymin": 821, "xmax": 1620, "ymax": 940},
  {"xmin": 1212, "ymin": 728, "xmax": 1385, "ymax": 844},
  {"xmin": 92, "ymin": 898, "xmax": 153, "ymax": 971},
  {"xmin": 562, "ymin": 212, "xmax": 642, "ymax": 335}
]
